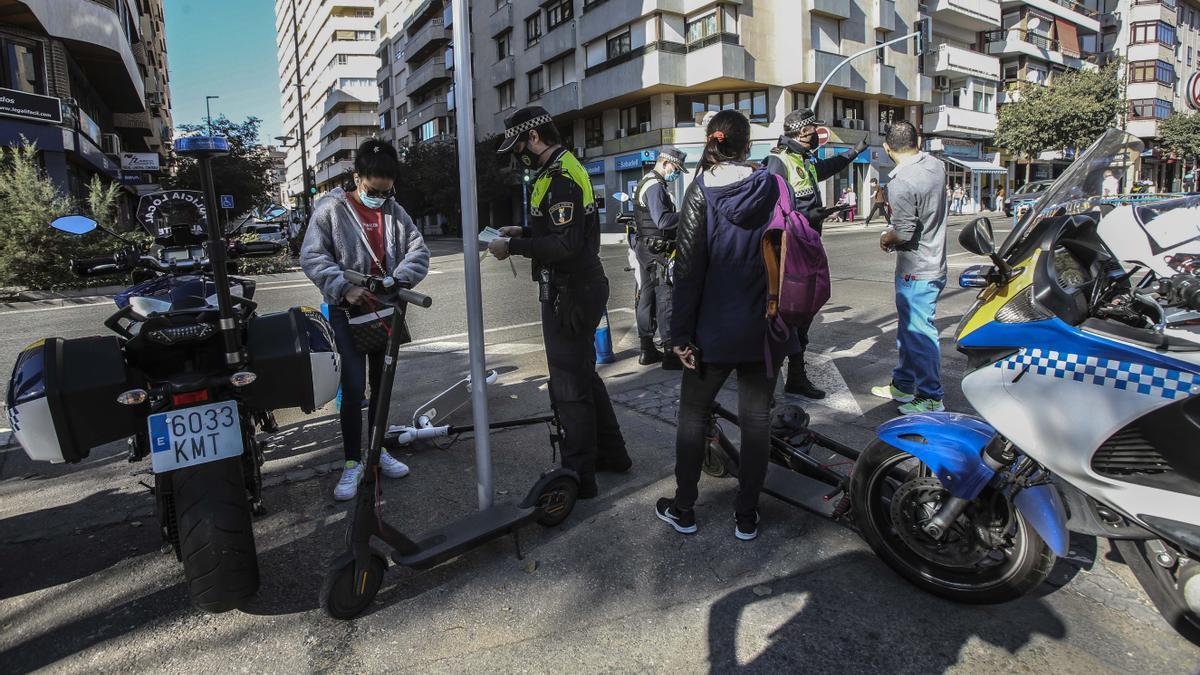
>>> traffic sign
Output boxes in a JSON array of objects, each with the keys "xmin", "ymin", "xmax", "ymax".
[
  {"xmin": 816, "ymin": 127, "xmax": 831, "ymax": 146},
  {"xmin": 220, "ymin": 194, "xmax": 234, "ymax": 210},
  {"xmin": 1187, "ymin": 72, "xmax": 1200, "ymax": 111}
]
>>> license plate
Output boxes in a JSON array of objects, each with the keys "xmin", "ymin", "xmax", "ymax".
[{"xmin": 148, "ymin": 400, "xmax": 243, "ymax": 474}]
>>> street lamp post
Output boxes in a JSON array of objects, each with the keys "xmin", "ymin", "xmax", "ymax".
[
  {"xmin": 289, "ymin": 0, "xmax": 314, "ymax": 223},
  {"xmin": 205, "ymin": 95, "xmax": 219, "ymax": 136}
]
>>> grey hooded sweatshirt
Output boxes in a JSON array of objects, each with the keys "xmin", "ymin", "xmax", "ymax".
[{"xmin": 300, "ymin": 187, "xmax": 430, "ymax": 306}]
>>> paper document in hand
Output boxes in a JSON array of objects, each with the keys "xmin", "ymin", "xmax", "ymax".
[{"xmin": 478, "ymin": 227, "xmax": 502, "ymax": 244}]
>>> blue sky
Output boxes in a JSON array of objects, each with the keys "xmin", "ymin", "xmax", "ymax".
[{"xmin": 164, "ymin": 0, "xmax": 283, "ymax": 143}]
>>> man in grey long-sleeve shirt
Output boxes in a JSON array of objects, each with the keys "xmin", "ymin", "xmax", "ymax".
[{"xmin": 873, "ymin": 121, "xmax": 950, "ymax": 414}]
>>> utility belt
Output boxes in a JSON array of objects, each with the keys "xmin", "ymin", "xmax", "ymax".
[
  {"xmin": 536, "ymin": 261, "xmax": 604, "ymax": 303},
  {"xmin": 640, "ymin": 235, "xmax": 675, "ymax": 256}
]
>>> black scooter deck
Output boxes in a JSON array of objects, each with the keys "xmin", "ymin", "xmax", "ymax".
[
  {"xmin": 391, "ymin": 502, "xmax": 537, "ymax": 569},
  {"xmin": 762, "ymin": 463, "xmax": 840, "ymax": 518}
]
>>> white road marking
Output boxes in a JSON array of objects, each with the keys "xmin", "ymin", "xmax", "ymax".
[
  {"xmin": 0, "ymin": 300, "xmax": 113, "ymax": 316},
  {"xmin": 403, "ymin": 307, "xmax": 633, "ymax": 348},
  {"xmin": 402, "ymin": 341, "xmax": 544, "ymax": 355},
  {"xmin": 778, "ymin": 352, "xmax": 863, "ymax": 417}
]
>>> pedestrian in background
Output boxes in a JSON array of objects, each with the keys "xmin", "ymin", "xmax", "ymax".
[
  {"xmin": 951, "ymin": 183, "xmax": 964, "ymax": 215},
  {"xmin": 872, "ymin": 121, "xmax": 949, "ymax": 415},
  {"xmin": 843, "ymin": 185, "xmax": 857, "ymax": 221},
  {"xmin": 995, "ymin": 185, "xmax": 1006, "ymax": 212},
  {"xmin": 657, "ymin": 109, "xmax": 798, "ymax": 541},
  {"xmin": 863, "ymin": 178, "xmax": 890, "ymax": 226},
  {"xmin": 301, "ymin": 139, "xmax": 431, "ymax": 500}
]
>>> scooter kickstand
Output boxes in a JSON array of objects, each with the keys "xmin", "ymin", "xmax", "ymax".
[{"xmin": 511, "ymin": 528, "xmax": 524, "ymax": 561}]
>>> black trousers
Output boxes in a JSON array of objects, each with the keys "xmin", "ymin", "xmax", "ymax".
[
  {"xmin": 784, "ymin": 312, "xmax": 817, "ymax": 377},
  {"xmin": 330, "ymin": 310, "xmax": 384, "ymax": 463},
  {"xmin": 674, "ymin": 360, "xmax": 775, "ymax": 516},
  {"xmin": 634, "ymin": 241, "xmax": 672, "ymax": 345},
  {"xmin": 864, "ymin": 202, "xmax": 891, "ymax": 225},
  {"xmin": 541, "ymin": 277, "xmax": 627, "ymax": 480}
]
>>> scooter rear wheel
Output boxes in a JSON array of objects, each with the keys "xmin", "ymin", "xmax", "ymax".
[
  {"xmin": 535, "ymin": 475, "xmax": 578, "ymax": 527},
  {"xmin": 320, "ymin": 552, "xmax": 387, "ymax": 620}
]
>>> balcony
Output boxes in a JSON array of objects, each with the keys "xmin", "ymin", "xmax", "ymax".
[
  {"xmin": 876, "ymin": 0, "xmax": 896, "ymax": 31},
  {"xmin": 405, "ymin": 18, "xmax": 450, "ymax": 64},
  {"xmin": 984, "ymin": 29, "xmax": 1069, "ymax": 64},
  {"xmin": 408, "ymin": 100, "xmax": 448, "ymax": 131},
  {"xmin": 922, "ymin": 105, "xmax": 997, "ymax": 138},
  {"xmin": 874, "ymin": 63, "xmax": 896, "ymax": 97},
  {"xmin": 932, "ymin": 44, "xmax": 1001, "ymax": 80},
  {"xmin": 686, "ymin": 36, "xmax": 748, "ymax": 85},
  {"xmin": 319, "ymin": 112, "xmax": 378, "ymax": 140},
  {"xmin": 1003, "ymin": 0, "xmax": 1100, "ymax": 32},
  {"xmin": 490, "ymin": 56, "xmax": 516, "ymax": 87},
  {"xmin": 583, "ymin": 42, "xmax": 686, "ymax": 107},
  {"xmin": 810, "ymin": 50, "xmax": 850, "ymax": 90},
  {"xmin": 488, "ymin": 2, "xmax": 513, "ymax": 37},
  {"xmin": 315, "ymin": 136, "xmax": 363, "ymax": 164},
  {"xmin": 316, "ymin": 159, "xmax": 355, "ymax": 186},
  {"xmin": 540, "ymin": 82, "xmax": 579, "ymax": 116},
  {"xmin": 812, "ymin": 0, "xmax": 852, "ymax": 19},
  {"xmin": 540, "ymin": 22, "xmax": 577, "ymax": 62},
  {"xmin": 1128, "ymin": 0, "xmax": 1175, "ymax": 24},
  {"xmin": 929, "ymin": 0, "xmax": 1001, "ymax": 31},
  {"xmin": 602, "ymin": 128, "xmax": 667, "ymax": 157},
  {"xmin": 407, "ymin": 59, "xmax": 450, "ymax": 96}
]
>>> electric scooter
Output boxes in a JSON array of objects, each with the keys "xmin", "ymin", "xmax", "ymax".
[{"xmin": 319, "ymin": 270, "xmax": 580, "ymax": 619}]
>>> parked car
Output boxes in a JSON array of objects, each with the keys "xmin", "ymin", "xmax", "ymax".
[
  {"xmin": 240, "ymin": 222, "xmax": 285, "ymax": 243},
  {"xmin": 1003, "ymin": 179, "xmax": 1055, "ymax": 217}
]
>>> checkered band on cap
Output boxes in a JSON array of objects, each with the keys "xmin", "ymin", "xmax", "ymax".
[
  {"xmin": 785, "ymin": 110, "xmax": 817, "ymax": 132},
  {"xmin": 504, "ymin": 114, "xmax": 554, "ymax": 139}
]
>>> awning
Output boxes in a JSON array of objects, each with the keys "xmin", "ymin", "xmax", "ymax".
[{"xmin": 944, "ymin": 156, "xmax": 1007, "ymax": 174}]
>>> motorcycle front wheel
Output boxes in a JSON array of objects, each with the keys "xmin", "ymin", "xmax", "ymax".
[
  {"xmin": 171, "ymin": 456, "xmax": 260, "ymax": 612},
  {"xmin": 850, "ymin": 440, "xmax": 1055, "ymax": 604}
]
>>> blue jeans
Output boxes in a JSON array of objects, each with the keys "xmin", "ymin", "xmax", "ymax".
[
  {"xmin": 892, "ymin": 275, "xmax": 945, "ymax": 401},
  {"xmin": 329, "ymin": 309, "xmax": 384, "ymax": 463}
]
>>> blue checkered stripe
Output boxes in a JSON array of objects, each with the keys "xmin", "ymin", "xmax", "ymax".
[{"xmin": 995, "ymin": 348, "xmax": 1200, "ymax": 400}]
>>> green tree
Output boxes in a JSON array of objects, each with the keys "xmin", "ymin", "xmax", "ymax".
[
  {"xmin": 165, "ymin": 115, "xmax": 275, "ymax": 220},
  {"xmin": 392, "ymin": 134, "xmax": 518, "ymax": 235},
  {"xmin": 995, "ymin": 63, "xmax": 1123, "ymax": 181},
  {"xmin": 1159, "ymin": 111, "xmax": 1200, "ymax": 162}
]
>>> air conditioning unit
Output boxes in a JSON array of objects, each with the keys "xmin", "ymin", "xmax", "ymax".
[
  {"xmin": 638, "ymin": 122, "xmax": 652, "ymax": 133},
  {"xmin": 615, "ymin": 128, "xmax": 628, "ymax": 138},
  {"xmin": 101, "ymin": 133, "xmax": 121, "ymax": 156},
  {"xmin": 935, "ymin": 75, "xmax": 951, "ymax": 91},
  {"xmin": 854, "ymin": 119, "xmax": 866, "ymax": 130}
]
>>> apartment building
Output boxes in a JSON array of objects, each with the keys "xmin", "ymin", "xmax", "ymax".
[
  {"xmin": 469, "ymin": 0, "xmax": 928, "ymax": 230},
  {"xmin": 377, "ymin": 0, "xmax": 456, "ymax": 148},
  {"xmin": 0, "ymin": 0, "xmax": 174, "ymax": 200},
  {"xmin": 274, "ymin": 0, "xmax": 381, "ymax": 201},
  {"xmin": 1103, "ymin": 0, "xmax": 1200, "ymax": 191}
]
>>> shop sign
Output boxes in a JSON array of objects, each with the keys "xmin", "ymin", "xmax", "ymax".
[{"xmin": 0, "ymin": 87, "xmax": 62, "ymax": 125}]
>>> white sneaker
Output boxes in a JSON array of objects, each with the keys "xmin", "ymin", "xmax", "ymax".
[
  {"xmin": 334, "ymin": 461, "xmax": 364, "ymax": 501},
  {"xmin": 378, "ymin": 450, "xmax": 410, "ymax": 479}
]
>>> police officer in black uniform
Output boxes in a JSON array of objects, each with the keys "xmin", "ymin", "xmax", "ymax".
[
  {"xmin": 763, "ymin": 107, "xmax": 867, "ymax": 400},
  {"xmin": 488, "ymin": 106, "xmax": 630, "ymax": 499},
  {"xmin": 632, "ymin": 147, "xmax": 688, "ymax": 369}
]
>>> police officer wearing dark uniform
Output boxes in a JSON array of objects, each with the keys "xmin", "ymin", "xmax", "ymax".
[
  {"xmin": 763, "ymin": 107, "xmax": 868, "ymax": 400},
  {"xmin": 488, "ymin": 106, "xmax": 631, "ymax": 499},
  {"xmin": 632, "ymin": 147, "xmax": 688, "ymax": 369}
]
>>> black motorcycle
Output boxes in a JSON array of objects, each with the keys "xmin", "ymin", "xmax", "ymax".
[{"xmin": 5, "ymin": 137, "xmax": 340, "ymax": 612}]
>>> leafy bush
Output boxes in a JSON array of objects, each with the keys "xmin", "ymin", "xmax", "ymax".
[{"xmin": 231, "ymin": 233, "xmax": 294, "ymax": 276}]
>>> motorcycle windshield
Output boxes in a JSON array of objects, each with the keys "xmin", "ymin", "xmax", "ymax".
[{"xmin": 998, "ymin": 129, "xmax": 1143, "ymax": 264}]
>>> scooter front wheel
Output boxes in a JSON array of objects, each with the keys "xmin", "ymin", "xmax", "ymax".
[
  {"xmin": 320, "ymin": 552, "xmax": 387, "ymax": 620},
  {"xmin": 535, "ymin": 475, "xmax": 579, "ymax": 527}
]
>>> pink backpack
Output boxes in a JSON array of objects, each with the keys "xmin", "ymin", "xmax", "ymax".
[{"xmin": 762, "ymin": 174, "xmax": 831, "ymax": 326}]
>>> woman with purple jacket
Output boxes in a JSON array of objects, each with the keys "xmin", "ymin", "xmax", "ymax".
[{"xmin": 655, "ymin": 110, "xmax": 797, "ymax": 541}]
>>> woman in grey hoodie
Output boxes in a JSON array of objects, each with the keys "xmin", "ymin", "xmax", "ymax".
[{"xmin": 300, "ymin": 140, "xmax": 430, "ymax": 500}]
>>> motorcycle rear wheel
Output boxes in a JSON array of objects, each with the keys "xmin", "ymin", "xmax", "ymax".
[
  {"xmin": 172, "ymin": 457, "xmax": 260, "ymax": 612},
  {"xmin": 851, "ymin": 440, "xmax": 1054, "ymax": 604}
]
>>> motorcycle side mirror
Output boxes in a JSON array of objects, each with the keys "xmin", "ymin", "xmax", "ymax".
[
  {"xmin": 959, "ymin": 217, "xmax": 995, "ymax": 256},
  {"xmin": 958, "ymin": 265, "xmax": 991, "ymax": 289},
  {"xmin": 50, "ymin": 215, "xmax": 98, "ymax": 236}
]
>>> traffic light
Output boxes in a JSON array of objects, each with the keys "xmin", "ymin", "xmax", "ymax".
[{"xmin": 913, "ymin": 17, "xmax": 932, "ymax": 56}]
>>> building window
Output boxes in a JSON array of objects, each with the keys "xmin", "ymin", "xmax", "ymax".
[
  {"xmin": 2, "ymin": 37, "xmax": 46, "ymax": 94},
  {"xmin": 620, "ymin": 101, "xmax": 651, "ymax": 135},
  {"xmin": 1190, "ymin": 46, "xmax": 1194, "ymax": 68},
  {"xmin": 972, "ymin": 90, "xmax": 994, "ymax": 113},
  {"xmin": 418, "ymin": 119, "xmax": 440, "ymax": 142},
  {"xmin": 337, "ymin": 54, "xmax": 348, "ymax": 65},
  {"xmin": 356, "ymin": 30, "xmax": 375, "ymax": 41},
  {"xmin": 607, "ymin": 29, "xmax": 632, "ymax": 60},
  {"xmin": 792, "ymin": 91, "xmax": 813, "ymax": 112},
  {"xmin": 674, "ymin": 90, "xmax": 769, "ymax": 126},
  {"xmin": 1129, "ymin": 98, "xmax": 1173, "ymax": 119},
  {"xmin": 497, "ymin": 80, "xmax": 515, "ymax": 110},
  {"xmin": 686, "ymin": 12, "xmax": 718, "ymax": 44},
  {"xmin": 380, "ymin": 111, "xmax": 391, "ymax": 130},
  {"xmin": 546, "ymin": 0, "xmax": 573, "ymax": 29},
  {"xmin": 525, "ymin": 12, "xmax": 542, "ymax": 47},
  {"xmin": 1129, "ymin": 59, "xmax": 1175, "ymax": 85},
  {"xmin": 496, "ymin": 31, "xmax": 512, "ymax": 60},
  {"xmin": 834, "ymin": 97, "xmax": 865, "ymax": 126},
  {"xmin": 528, "ymin": 69, "xmax": 544, "ymax": 99},
  {"xmin": 585, "ymin": 115, "xmax": 603, "ymax": 147},
  {"xmin": 879, "ymin": 104, "xmax": 905, "ymax": 133},
  {"xmin": 1130, "ymin": 20, "xmax": 1177, "ymax": 46},
  {"xmin": 547, "ymin": 54, "xmax": 575, "ymax": 89}
]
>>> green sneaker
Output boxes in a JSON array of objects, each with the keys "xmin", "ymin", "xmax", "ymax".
[
  {"xmin": 871, "ymin": 384, "xmax": 915, "ymax": 403},
  {"xmin": 898, "ymin": 398, "xmax": 946, "ymax": 415}
]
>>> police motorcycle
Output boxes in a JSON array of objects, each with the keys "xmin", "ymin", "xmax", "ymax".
[
  {"xmin": 5, "ymin": 137, "xmax": 340, "ymax": 613},
  {"xmin": 848, "ymin": 128, "xmax": 1200, "ymax": 643}
]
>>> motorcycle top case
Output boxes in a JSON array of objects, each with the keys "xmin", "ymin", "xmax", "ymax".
[
  {"xmin": 243, "ymin": 306, "xmax": 339, "ymax": 413},
  {"xmin": 6, "ymin": 336, "xmax": 139, "ymax": 463}
]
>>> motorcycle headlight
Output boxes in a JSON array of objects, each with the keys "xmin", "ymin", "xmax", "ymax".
[{"xmin": 995, "ymin": 286, "xmax": 1052, "ymax": 323}]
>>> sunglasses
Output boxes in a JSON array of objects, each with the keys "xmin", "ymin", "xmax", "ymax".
[{"xmin": 359, "ymin": 185, "xmax": 395, "ymax": 199}]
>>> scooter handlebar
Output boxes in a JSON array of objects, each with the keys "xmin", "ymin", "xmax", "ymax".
[{"xmin": 343, "ymin": 269, "xmax": 433, "ymax": 308}]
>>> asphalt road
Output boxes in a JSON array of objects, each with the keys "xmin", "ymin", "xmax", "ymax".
[{"xmin": 1, "ymin": 215, "xmax": 1197, "ymax": 673}]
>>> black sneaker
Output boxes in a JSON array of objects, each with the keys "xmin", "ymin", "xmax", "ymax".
[
  {"xmin": 735, "ymin": 510, "xmax": 759, "ymax": 541},
  {"xmin": 655, "ymin": 498, "xmax": 697, "ymax": 534}
]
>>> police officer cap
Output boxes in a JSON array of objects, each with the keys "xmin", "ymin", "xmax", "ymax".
[
  {"xmin": 497, "ymin": 105, "xmax": 554, "ymax": 154},
  {"xmin": 784, "ymin": 108, "xmax": 818, "ymax": 134},
  {"xmin": 659, "ymin": 147, "xmax": 689, "ymax": 174}
]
